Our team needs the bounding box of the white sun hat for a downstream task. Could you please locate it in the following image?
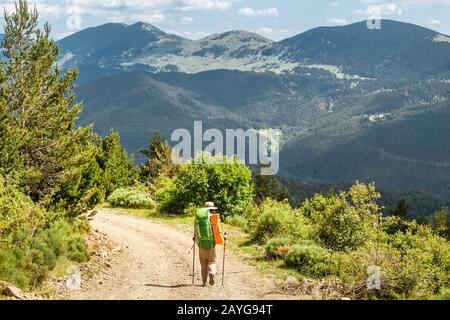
[204,202,218,210]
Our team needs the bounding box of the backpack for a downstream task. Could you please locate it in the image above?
[210,213,225,245]
[195,208,215,249]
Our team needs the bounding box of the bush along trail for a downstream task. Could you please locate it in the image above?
[1,1,449,301]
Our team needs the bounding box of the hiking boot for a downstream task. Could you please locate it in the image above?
[209,274,215,286]
[202,282,207,287]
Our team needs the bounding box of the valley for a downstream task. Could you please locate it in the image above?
[54,19,450,216]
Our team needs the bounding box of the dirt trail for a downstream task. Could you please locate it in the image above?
[70,210,297,300]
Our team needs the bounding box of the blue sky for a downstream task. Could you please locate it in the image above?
[1,0,449,41]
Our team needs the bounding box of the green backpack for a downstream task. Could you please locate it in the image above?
[195,208,215,249]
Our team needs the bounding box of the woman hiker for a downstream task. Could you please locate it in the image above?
[194,202,221,287]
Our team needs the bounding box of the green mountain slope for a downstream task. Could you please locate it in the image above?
[77,69,450,201]
[282,104,450,198]
[269,20,450,79]
[77,72,250,159]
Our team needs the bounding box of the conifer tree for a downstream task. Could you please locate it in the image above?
[140,132,176,184]
[390,199,409,220]
[0,62,24,177]
[97,129,139,196]
[253,165,292,204]
[0,1,99,215]
[431,207,450,239]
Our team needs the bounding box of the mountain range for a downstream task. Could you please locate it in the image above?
[39,20,450,215]
[57,20,450,83]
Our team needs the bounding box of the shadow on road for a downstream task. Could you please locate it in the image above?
[145,284,205,288]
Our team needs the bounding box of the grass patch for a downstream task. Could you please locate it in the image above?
[51,256,78,279]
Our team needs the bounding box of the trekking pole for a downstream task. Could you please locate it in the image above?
[192,237,196,286]
[222,232,228,286]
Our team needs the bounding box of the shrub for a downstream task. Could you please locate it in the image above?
[108,188,156,209]
[0,180,58,288]
[225,215,248,230]
[331,243,399,299]
[308,182,380,252]
[246,198,292,231]
[248,198,313,243]
[72,217,92,234]
[300,194,335,218]
[0,248,29,289]
[154,174,178,212]
[386,223,450,299]
[291,212,315,241]
[251,207,291,242]
[68,237,90,263]
[265,237,293,259]
[331,223,450,300]
[29,233,60,270]
[183,203,199,217]
[433,287,450,300]
[284,243,332,277]
[1,217,91,290]
[430,207,450,239]
[156,154,253,217]
[0,177,44,246]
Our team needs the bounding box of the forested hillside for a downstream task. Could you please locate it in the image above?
[76,69,450,212]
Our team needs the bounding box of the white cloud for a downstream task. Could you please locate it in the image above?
[427,17,441,25]
[1,0,170,24]
[66,0,172,11]
[238,7,280,18]
[168,29,211,39]
[0,0,233,25]
[256,27,290,41]
[327,18,348,25]
[363,4,404,16]
[110,12,166,24]
[356,0,450,18]
[176,0,232,11]
[1,1,64,20]
[3,0,450,41]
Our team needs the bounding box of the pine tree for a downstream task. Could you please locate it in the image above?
[431,207,450,239]
[253,165,292,205]
[387,198,411,234]
[140,132,176,184]
[97,129,139,196]
[0,106,23,178]
[0,1,99,215]
[390,199,409,220]
[0,71,24,177]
